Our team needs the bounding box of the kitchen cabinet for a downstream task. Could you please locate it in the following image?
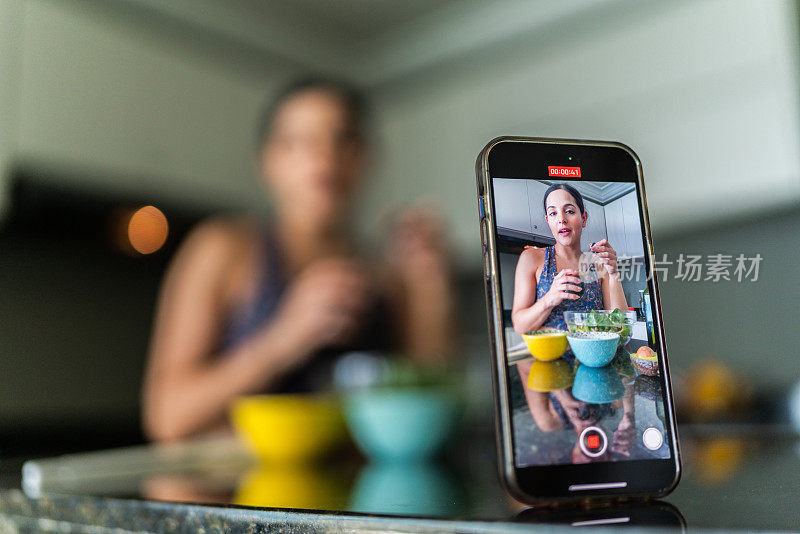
[604,197,628,259]
[525,180,550,237]
[581,199,607,251]
[492,180,637,256]
[492,179,531,234]
[621,191,645,257]
[603,192,646,258]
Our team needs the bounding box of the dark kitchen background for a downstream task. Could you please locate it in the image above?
[0,0,798,456]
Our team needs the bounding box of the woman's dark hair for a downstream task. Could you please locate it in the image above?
[542,183,586,215]
[255,76,369,150]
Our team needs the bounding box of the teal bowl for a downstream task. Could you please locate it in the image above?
[344,388,460,462]
[572,364,625,404]
[567,332,620,367]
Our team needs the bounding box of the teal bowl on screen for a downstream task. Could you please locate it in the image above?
[572,364,625,404]
[344,387,460,462]
[567,332,620,367]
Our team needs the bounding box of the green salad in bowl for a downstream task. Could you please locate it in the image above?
[563,309,633,348]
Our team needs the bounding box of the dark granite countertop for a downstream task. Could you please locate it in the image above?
[0,489,576,533]
[1,423,799,533]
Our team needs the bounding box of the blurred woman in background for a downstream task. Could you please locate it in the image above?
[142,78,454,441]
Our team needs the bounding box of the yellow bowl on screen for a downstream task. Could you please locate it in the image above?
[230,394,347,464]
[526,358,574,392]
[521,329,568,361]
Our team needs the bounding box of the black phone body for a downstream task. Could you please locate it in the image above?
[476,137,680,504]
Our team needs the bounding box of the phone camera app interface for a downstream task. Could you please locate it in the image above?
[492,177,670,468]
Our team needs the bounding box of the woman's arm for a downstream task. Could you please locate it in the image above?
[400,271,454,362]
[384,207,454,363]
[516,360,563,432]
[511,248,585,335]
[141,221,306,442]
[600,272,628,311]
[142,220,372,441]
[511,249,553,335]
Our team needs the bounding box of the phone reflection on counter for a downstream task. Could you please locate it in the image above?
[515,500,686,530]
[515,355,639,465]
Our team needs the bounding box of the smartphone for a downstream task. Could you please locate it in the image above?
[476,137,680,504]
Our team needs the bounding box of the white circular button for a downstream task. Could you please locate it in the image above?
[643,427,664,450]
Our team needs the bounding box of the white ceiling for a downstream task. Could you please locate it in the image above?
[116,0,607,86]
[254,0,456,40]
[540,180,634,205]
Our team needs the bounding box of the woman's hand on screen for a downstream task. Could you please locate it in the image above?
[543,269,582,308]
[591,239,618,276]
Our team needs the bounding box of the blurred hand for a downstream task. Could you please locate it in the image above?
[552,389,594,426]
[590,239,618,277]
[384,205,450,286]
[612,413,635,456]
[271,257,371,359]
[543,269,582,308]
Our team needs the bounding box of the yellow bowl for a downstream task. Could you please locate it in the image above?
[521,329,568,361]
[230,394,347,464]
[526,358,574,392]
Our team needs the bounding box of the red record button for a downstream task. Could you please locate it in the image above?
[579,426,608,458]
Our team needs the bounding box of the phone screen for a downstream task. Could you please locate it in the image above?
[482,141,677,491]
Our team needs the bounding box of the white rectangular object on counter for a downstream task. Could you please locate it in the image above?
[632,321,647,341]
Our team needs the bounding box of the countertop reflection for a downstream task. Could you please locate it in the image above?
[3,423,800,532]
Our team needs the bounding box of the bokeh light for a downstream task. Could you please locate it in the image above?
[127,205,168,255]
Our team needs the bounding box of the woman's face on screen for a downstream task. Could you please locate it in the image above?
[544,189,587,246]
[260,89,366,220]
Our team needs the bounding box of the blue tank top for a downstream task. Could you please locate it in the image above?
[218,230,393,393]
[535,246,604,330]
[218,230,286,351]
[535,246,608,430]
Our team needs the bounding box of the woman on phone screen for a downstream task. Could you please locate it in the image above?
[511,183,630,464]
[511,183,627,334]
